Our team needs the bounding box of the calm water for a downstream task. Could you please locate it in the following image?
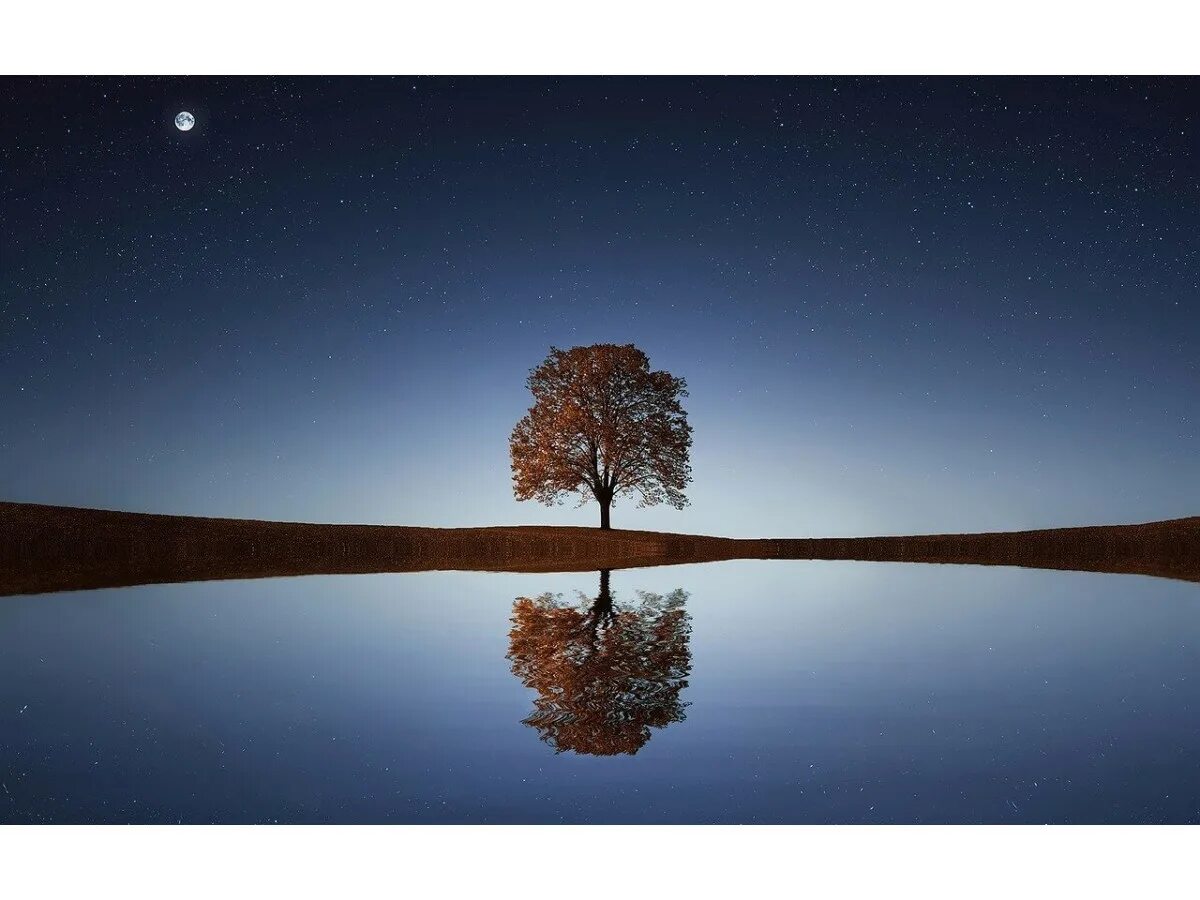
[1,561,1197,824]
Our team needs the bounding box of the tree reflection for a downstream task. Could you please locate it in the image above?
[507,570,692,756]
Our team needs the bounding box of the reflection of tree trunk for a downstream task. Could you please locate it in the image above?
[587,570,614,639]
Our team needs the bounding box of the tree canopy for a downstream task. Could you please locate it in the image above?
[509,343,693,529]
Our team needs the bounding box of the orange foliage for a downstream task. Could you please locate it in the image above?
[510,344,692,528]
[507,572,692,756]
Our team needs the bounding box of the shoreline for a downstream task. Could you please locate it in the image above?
[2,501,1198,596]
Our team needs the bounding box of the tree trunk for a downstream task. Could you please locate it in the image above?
[599,498,611,530]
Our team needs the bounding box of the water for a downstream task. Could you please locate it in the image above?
[1,561,1197,823]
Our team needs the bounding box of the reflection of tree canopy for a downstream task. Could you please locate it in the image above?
[507,571,691,756]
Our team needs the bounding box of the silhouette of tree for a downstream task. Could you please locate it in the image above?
[507,570,692,756]
[509,344,692,529]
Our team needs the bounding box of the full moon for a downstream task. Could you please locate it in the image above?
[174,111,195,131]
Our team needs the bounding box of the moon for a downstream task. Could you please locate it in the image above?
[174,111,195,132]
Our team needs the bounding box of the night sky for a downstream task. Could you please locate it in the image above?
[2,77,1197,537]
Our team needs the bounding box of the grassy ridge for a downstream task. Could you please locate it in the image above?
[2,501,1198,597]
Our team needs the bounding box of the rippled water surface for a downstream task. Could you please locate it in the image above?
[2,562,1197,823]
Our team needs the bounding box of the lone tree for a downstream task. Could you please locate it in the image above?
[509,344,693,529]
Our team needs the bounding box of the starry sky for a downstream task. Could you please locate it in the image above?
[2,77,1197,537]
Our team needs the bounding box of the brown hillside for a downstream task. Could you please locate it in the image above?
[1,501,1197,596]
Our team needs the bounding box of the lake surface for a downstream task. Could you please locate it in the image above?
[2,561,1197,824]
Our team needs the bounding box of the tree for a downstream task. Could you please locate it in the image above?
[509,343,693,529]
[507,571,692,756]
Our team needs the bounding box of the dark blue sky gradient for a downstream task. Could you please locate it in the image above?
[2,77,1197,535]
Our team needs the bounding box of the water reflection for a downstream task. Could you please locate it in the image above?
[507,570,692,756]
